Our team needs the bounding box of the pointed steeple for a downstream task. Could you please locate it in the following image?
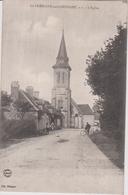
[53,30,71,71]
[57,29,68,61]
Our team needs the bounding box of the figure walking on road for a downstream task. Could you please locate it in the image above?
[85,122,91,134]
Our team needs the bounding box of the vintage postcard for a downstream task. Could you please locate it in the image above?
[0,0,127,194]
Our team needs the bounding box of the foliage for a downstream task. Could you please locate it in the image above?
[1,91,12,106]
[0,118,7,142]
[14,100,32,119]
[86,24,126,134]
[1,119,37,140]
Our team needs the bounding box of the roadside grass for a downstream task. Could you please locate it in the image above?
[89,131,124,169]
[0,119,38,149]
[0,138,24,149]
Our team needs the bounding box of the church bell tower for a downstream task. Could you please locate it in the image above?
[52,31,71,128]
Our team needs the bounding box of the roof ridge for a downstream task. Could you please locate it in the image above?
[20,90,39,111]
[78,104,88,106]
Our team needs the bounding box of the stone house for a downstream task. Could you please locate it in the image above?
[71,99,94,128]
[3,81,63,131]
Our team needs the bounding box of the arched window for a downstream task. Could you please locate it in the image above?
[57,72,60,83]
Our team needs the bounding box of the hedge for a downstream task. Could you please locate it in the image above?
[0,119,37,141]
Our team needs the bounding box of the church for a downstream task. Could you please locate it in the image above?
[52,31,94,128]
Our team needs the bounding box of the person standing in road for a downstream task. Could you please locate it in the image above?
[85,122,91,134]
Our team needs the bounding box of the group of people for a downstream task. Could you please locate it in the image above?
[46,122,91,134]
[45,121,91,132]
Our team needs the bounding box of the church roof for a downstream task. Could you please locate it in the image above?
[53,31,71,70]
[77,104,94,115]
[57,30,68,60]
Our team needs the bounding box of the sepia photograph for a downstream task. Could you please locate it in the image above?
[0,0,127,194]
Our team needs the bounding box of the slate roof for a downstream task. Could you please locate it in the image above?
[53,31,71,71]
[19,90,39,111]
[57,30,68,60]
[71,98,81,114]
[77,104,94,115]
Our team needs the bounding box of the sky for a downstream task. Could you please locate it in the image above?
[1,0,127,107]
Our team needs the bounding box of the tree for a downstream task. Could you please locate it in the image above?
[14,100,33,119]
[86,24,126,133]
[1,91,12,107]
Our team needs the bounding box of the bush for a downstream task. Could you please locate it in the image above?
[1,119,37,140]
[0,109,7,141]
[0,121,7,141]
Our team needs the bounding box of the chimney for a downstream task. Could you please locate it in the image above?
[11,81,20,102]
[33,91,39,99]
[26,86,34,97]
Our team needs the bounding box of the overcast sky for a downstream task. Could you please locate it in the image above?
[1,0,127,107]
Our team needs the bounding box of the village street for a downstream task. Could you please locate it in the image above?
[0,129,123,194]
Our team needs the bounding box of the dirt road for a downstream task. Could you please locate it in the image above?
[0,129,123,194]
